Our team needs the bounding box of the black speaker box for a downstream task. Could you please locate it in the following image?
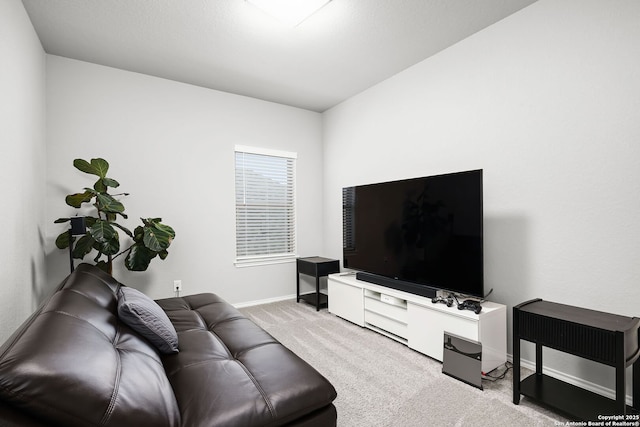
[442,332,483,390]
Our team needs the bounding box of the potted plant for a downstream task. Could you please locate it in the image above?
[54,158,175,275]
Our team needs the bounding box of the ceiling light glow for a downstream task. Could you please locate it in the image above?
[247,0,332,26]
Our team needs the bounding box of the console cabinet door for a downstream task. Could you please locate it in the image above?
[407,303,478,361]
[328,278,365,326]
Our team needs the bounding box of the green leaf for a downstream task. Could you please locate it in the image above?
[143,228,162,252]
[93,177,120,193]
[95,260,112,274]
[93,236,119,256]
[125,243,157,271]
[143,223,175,252]
[102,178,119,188]
[94,179,107,193]
[54,218,70,224]
[112,222,133,238]
[55,231,70,249]
[72,234,95,259]
[88,219,119,255]
[133,225,145,242]
[73,158,109,178]
[65,191,94,208]
[95,193,125,214]
[89,219,117,243]
[155,223,175,238]
[158,249,169,260]
[84,216,98,227]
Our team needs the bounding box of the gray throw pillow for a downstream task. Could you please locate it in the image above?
[117,286,179,354]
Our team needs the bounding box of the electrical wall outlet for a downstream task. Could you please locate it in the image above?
[173,280,182,292]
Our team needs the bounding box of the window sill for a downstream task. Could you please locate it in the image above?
[234,255,297,268]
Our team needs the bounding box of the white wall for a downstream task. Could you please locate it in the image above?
[10,0,640,400]
[46,56,325,304]
[0,0,47,341]
[323,0,640,394]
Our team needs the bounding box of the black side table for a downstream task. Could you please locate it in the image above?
[296,257,340,311]
[513,298,640,419]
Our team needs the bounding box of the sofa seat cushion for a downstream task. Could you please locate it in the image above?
[0,265,181,427]
[157,294,337,427]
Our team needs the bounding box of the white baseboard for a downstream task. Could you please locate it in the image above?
[508,354,633,406]
[233,294,296,309]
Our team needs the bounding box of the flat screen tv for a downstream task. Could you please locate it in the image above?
[342,169,483,298]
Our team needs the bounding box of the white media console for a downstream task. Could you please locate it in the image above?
[328,273,507,374]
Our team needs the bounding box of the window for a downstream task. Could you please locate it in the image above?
[234,146,296,266]
[342,186,356,252]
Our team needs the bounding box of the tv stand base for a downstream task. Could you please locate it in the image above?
[328,273,507,374]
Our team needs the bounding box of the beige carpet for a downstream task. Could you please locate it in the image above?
[239,299,568,427]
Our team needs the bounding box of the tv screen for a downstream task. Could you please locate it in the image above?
[342,169,483,298]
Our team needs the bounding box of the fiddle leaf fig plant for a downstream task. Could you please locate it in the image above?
[54,158,175,274]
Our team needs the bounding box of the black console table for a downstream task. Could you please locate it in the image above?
[513,299,640,420]
[296,257,339,311]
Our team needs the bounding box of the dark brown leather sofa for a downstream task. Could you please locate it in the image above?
[0,264,337,426]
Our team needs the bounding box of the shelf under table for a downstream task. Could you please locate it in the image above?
[299,292,328,308]
[521,373,639,421]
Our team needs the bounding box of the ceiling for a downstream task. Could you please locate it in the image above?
[22,0,537,112]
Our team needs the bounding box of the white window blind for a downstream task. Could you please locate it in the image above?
[235,146,296,266]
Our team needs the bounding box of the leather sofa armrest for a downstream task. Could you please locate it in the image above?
[0,400,49,427]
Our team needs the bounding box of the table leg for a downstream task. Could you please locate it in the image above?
[616,365,626,415]
[615,332,626,415]
[315,276,320,311]
[633,359,639,410]
[513,307,521,405]
[296,271,300,303]
[536,343,543,375]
